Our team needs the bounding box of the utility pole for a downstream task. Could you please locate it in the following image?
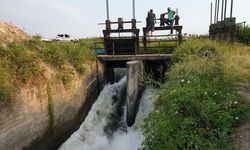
[106,0,110,20]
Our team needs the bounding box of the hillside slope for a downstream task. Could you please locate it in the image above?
[0,21,31,44]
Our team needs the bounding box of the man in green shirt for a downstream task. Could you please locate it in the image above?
[161,7,175,33]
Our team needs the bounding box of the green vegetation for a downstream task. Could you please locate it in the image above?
[0,42,42,83]
[0,67,14,102]
[0,38,96,101]
[236,24,250,44]
[139,40,177,53]
[141,39,250,150]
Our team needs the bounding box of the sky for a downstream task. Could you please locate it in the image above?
[0,0,249,38]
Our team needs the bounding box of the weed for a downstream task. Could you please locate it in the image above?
[56,70,74,89]
[141,39,249,150]
[0,38,96,101]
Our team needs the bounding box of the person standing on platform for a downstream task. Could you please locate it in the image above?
[146,9,156,36]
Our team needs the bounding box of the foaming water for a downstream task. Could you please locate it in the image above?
[59,77,157,150]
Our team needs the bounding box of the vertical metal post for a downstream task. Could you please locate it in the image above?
[230,0,233,18]
[106,0,110,20]
[217,0,220,22]
[96,59,100,94]
[210,2,213,24]
[158,41,160,54]
[135,41,137,55]
[132,0,135,19]
[243,22,246,43]
[112,42,114,55]
[214,0,217,23]
[221,0,224,21]
[224,0,227,19]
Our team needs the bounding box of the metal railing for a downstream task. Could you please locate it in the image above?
[94,34,181,55]
[235,21,249,44]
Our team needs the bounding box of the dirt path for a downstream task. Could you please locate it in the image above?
[232,82,250,150]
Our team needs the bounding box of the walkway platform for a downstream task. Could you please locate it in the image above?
[97,54,173,61]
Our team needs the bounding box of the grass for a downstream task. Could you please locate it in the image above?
[138,40,177,53]
[141,38,250,150]
[0,38,96,101]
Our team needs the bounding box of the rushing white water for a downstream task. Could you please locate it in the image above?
[59,77,157,150]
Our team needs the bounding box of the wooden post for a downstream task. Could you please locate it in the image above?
[131,19,136,29]
[105,20,111,30]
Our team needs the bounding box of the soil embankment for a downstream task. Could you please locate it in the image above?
[0,21,104,150]
[0,21,31,44]
[0,62,103,150]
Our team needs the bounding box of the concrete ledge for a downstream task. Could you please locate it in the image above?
[126,60,143,126]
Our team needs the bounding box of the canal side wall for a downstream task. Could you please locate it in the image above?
[126,60,143,126]
[0,62,104,150]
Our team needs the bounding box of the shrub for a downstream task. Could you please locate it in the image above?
[0,67,14,101]
[141,39,248,150]
[0,43,42,83]
[56,71,74,88]
[41,43,67,69]
[0,38,97,101]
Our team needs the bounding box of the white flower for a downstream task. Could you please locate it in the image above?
[187,80,190,84]
[204,92,207,95]
[235,117,239,120]
[234,101,238,104]
[181,79,185,83]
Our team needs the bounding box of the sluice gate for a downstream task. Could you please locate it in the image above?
[95,0,183,126]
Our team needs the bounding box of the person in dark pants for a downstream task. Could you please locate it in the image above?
[160,14,165,27]
[146,9,156,36]
[161,7,175,34]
